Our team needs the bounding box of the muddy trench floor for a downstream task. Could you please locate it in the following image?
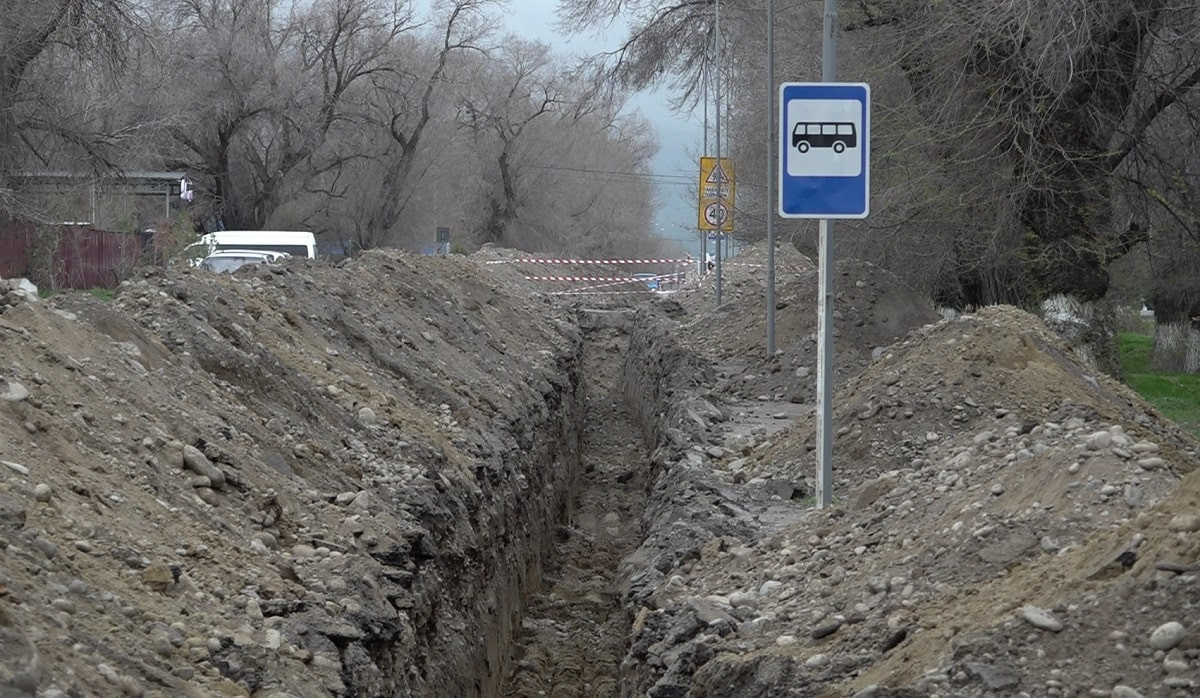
[500,329,647,698]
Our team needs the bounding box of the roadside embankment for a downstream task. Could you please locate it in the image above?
[0,250,594,696]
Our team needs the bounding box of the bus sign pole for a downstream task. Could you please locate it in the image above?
[778,0,871,510]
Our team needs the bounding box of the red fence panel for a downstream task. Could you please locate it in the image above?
[0,223,148,289]
[0,222,35,279]
[53,226,144,289]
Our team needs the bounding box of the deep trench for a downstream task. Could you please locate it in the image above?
[496,319,650,696]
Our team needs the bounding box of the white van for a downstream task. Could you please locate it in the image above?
[186,230,317,261]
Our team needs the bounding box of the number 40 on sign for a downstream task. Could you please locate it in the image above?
[698,156,735,232]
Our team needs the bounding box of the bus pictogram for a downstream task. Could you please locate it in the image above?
[791,122,857,154]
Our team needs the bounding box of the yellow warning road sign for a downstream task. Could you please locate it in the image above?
[699,157,735,231]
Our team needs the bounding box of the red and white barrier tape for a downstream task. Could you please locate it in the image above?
[525,276,666,282]
[547,290,654,296]
[487,257,795,270]
[488,258,691,265]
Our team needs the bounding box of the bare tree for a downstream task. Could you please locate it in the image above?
[350,0,496,250]
[559,0,716,112]
[156,0,413,232]
[456,39,569,247]
[685,0,1200,374]
[0,0,141,219]
[517,101,660,257]
[157,0,285,228]
[1120,69,1200,371]
[841,0,1200,374]
[2,0,665,261]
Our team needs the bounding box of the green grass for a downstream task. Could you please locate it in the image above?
[35,286,117,301]
[1119,332,1200,436]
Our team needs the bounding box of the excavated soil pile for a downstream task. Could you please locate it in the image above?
[672,244,939,403]
[0,250,587,697]
[628,276,1200,697]
[3,240,1200,698]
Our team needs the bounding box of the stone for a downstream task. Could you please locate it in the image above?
[1020,605,1063,632]
[33,537,57,559]
[768,479,800,500]
[979,531,1036,564]
[0,378,30,402]
[812,619,843,639]
[1085,431,1112,450]
[805,653,830,667]
[1168,514,1200,533]
[851,475,897,509]
[143,562,174,593]
[758,580,783,596]
[181,444,225,489]
[965,662,1021,690]
[1149,622,1186,650]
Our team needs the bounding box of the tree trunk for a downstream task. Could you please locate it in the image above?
[1152,321,1200,374]
[482,148,518,246]
[1147,284,1200,373]
[1040,294,1123,380]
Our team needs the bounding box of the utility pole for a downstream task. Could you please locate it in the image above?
[701,55,709,282]
[815,0,838,509]
[766,0,776,356]
[714,0,723,307]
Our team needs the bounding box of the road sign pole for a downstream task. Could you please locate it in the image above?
[714,0,723,308]
[816,218,834,508]
[766,0,776,356]
[816,0,837,510]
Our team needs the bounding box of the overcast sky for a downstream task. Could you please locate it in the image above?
[494,0,706,250]
[494,0,700,251]
[406,0,706,250]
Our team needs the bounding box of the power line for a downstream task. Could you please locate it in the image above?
[523,160,773,193]
[523,162,695,187]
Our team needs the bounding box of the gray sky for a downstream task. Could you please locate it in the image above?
[497,0,706,250]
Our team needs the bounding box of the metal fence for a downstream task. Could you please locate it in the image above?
[0,222,153,289]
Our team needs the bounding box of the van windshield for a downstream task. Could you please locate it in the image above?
[216,243,310,256]
[200,255,268,273]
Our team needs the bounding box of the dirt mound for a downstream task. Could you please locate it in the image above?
[4,243,1200,698]
[0,250,586,697]
[755,304,1197,485]
[659,304,1200,696]
[673,242,939,402]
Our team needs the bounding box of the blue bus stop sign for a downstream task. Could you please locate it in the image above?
[778,83,870,218]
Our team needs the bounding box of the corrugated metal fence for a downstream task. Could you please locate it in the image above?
[0,223,154,289]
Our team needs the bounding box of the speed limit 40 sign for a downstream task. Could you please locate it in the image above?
[703,201,729,228]
[698,157,734,231]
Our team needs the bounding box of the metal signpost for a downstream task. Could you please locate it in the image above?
[778,72,870,509]
[766,0,776,357]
